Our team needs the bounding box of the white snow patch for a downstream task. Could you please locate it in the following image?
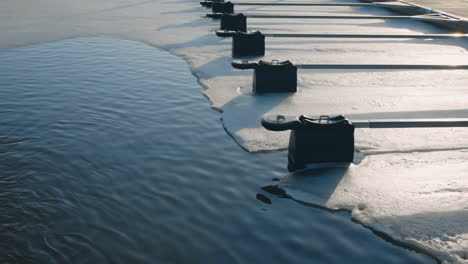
[279,151,468,263]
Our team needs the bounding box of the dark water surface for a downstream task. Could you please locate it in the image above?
[0,37,433,263]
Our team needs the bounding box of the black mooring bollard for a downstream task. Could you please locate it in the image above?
[232,31,265,57]
[254,60,297,93]
[212,2,234,14]
[232,60,297,93]
[262,114,468,171]
[220,13,247,32]
[262,115,355,171]
[200,0,224,7]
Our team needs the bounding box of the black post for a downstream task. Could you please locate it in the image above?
[220,13,247,32]
[253,61,297,93]
[232,31,265,57]
[262,114,468,171]
[200,0,224,7]
[212,2,234,14]
[288,117,354,171]
[261,115,355,171]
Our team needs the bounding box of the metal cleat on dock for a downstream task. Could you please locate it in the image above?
[262,114,468,171]
[262,115,355,171]
[211,2,234,14]
[232,59,468,93]
[219,13,246,32]
[200,0,224,8]
[232,31,265,57]
[222,30,468,57]
[233,60,297,93]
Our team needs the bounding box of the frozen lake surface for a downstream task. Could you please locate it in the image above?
[1,0,467,262]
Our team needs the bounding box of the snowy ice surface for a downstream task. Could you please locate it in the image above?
[1,0,468,263]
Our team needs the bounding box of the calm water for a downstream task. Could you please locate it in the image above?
[0,37,434,263]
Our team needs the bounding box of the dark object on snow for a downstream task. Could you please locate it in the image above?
[220,13,247,32]
[207,13,224,18]
[232,31,265,57]
[231,59,258,69]
[216,30,237,37]
[200,0,224,7]
[212,2,234,14]
[254,60,297,93]
[230,60,297,93]
[262,115,354,171]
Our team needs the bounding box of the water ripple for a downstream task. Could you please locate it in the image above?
[0,37,435,264]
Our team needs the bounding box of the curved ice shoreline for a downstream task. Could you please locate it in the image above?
[1,0,467,263]
[167,17,468,264]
